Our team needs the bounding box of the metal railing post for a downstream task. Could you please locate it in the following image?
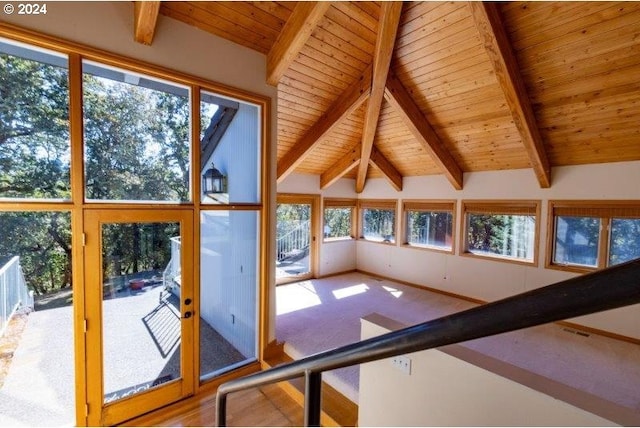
[304,370,322,427]
[216,392,227,427]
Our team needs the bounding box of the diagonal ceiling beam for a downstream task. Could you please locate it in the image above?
[277,65,372,183]
[356,1,403,193]
[369,146,403,191]
[469,1,551,188]
[385,72,464,190]
[320,143,361,190]
[134,1,161,46]
[266,2,330,86]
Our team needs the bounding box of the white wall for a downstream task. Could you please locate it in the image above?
[200,211,258,358]
[356,161,640,340]
[359,315,622,427]
[278,173,358,277]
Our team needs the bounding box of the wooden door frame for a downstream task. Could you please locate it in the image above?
[276,193,320,285]
[83,209,195,426]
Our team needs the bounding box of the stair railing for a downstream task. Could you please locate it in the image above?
[216,258,640,426]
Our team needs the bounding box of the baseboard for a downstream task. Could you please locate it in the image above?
[356,269,485,305]
[317,269,357,279]
[355,269,640,346]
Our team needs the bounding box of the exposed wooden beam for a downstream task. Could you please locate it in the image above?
[356,1,403,193]
[277,66,372,183]
[266,2,330,86]
[384,72,464,190]
[134,1,161,46]
[369,146,403,191]
[469,1,551,188]
[320,143,362,189]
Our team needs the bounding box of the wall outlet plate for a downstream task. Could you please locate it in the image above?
[391,355,411,375]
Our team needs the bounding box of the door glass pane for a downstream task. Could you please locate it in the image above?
[83,61,191,202]
[0,39,70,200]
[0,211,74,426]
[276,204,311,280]
[200,211,258,380]
[200,91,261,205]
[101,222,181,404]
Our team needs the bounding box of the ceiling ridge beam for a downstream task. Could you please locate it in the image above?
[320,143,362,189]
[356,1,404,193]
[266,2,330,86]
[384,72,464,190]
[469,1,551,188]
[134,1,161,46]
[277,65,373,183]
[369,146,403,192]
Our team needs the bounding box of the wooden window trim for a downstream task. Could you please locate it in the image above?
[546,200,640,274]
[460,200,541,266]
[0,25,272,425]
[357,199,398,245]
[323,198,357,242]
[401,199,456,254]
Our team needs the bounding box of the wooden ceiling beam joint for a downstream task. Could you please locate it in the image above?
[369,146,403,191]
[276,65,373,183]
[320,143,362,189]
[384,72,464,190]
[356,1,404,193]
[134,1,161,46]
[469,1,551,188]
[266,2,330,86]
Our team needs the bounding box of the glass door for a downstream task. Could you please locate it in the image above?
[276,194,319,284]
[84,210,194,426]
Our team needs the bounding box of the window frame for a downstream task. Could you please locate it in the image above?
[322,198,357,242]
[546,200,640,273]
[461,200,541,266]
[357,199,398,245]
[401,200,456,254]
[0,25,271,426]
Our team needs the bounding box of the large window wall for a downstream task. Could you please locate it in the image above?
[0,28,269,426]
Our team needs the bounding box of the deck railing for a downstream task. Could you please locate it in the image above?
[163,237,182,297]
[276,220,310,262]
[216,258,640,426]
[0,256,33,337]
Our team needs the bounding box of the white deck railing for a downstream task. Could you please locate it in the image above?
[276,220,310,262]
[163,237,182,297]
[0,256,33,337]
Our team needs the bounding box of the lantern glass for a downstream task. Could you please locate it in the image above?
[203,166,226,195]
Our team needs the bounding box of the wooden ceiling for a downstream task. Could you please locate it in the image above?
[137,1,640,192]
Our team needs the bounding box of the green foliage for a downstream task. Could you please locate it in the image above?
[1,51,190,296]
[609,219,640,265]
[276,203,310,237]
[324,208,351,238]
[407,211,452,248]
[467,214,534,260]
[363,208,395,242]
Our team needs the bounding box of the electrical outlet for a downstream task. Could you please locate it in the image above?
[391,355,411,375]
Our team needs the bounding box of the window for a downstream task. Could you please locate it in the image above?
[462,201,540,265]
[0,38,70,200]
[402,201,455,252]
[200,90,261,205]
[83,61,191,202]
[359,200,397,244]
[548,201,640,272]
[323,199,356,241]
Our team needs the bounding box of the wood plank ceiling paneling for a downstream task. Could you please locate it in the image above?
[156,1,640,191]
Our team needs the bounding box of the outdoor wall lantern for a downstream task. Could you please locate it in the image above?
[203,165,227,195]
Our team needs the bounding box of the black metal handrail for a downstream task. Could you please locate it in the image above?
[216,259,640,426]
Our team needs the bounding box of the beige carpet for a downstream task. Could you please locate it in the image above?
[276,271,640,412]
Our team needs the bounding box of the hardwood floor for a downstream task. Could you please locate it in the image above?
[122,383,304,427]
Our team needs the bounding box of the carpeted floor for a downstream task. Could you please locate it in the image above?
[276,271,640,411]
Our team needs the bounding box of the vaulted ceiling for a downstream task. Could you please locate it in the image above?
[135,1,640,192]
